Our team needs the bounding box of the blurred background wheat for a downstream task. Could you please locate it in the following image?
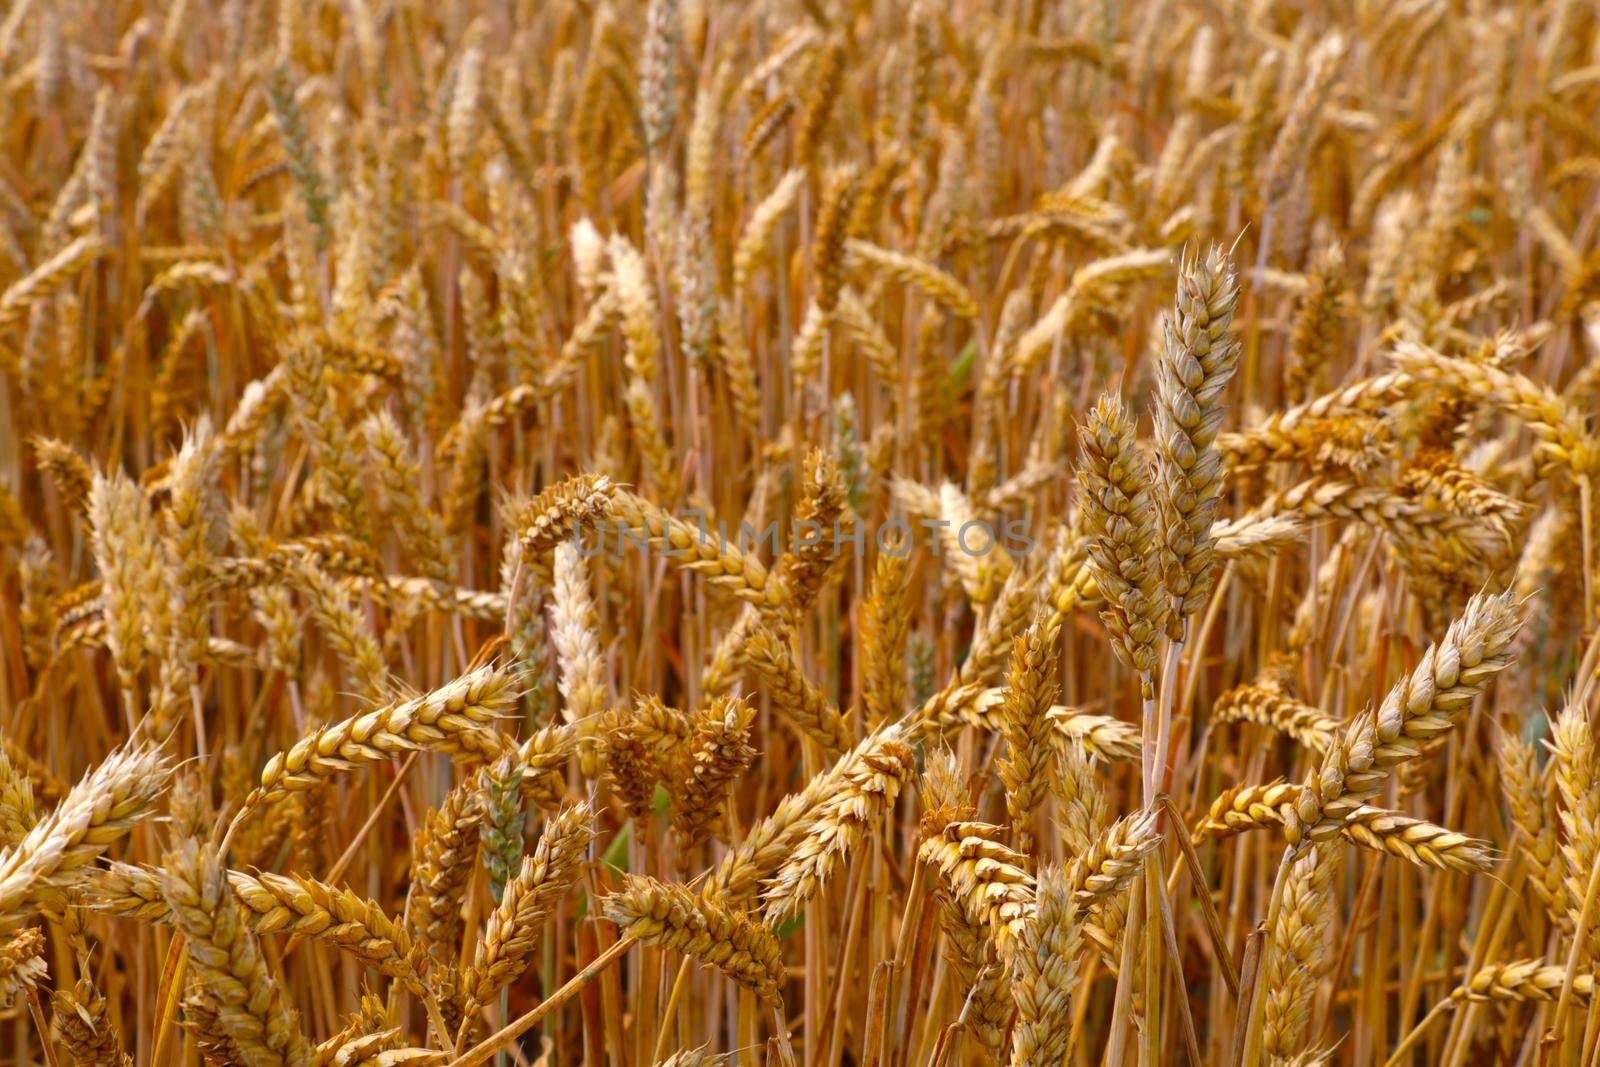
[0,0,1598,1064]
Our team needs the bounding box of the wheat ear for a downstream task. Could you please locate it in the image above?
[1552,703,1600,946]
[518,473,616,557]
[762,728,914,920]
[1449,960,1595,1004]
[1079,392,1166,698]
[604,876,787,1007]
[774,449,848,615]
[160,838,314,1067]
[667,697,757,851]
[919,820,1035,955]
[0,926,44,1008]
[0,743,168,926]
[1284,591,1521,846]
[1212,684,1341,752]
[227,870,429,993]
[463,803,594,1011]
[1390,341,1599,480]
[87,470,170,712]
[1497,731,1565,913]
[1261,844,1335,1058]
[741,628,850,756]
[1152,245,1241,634]
[549,542,607,773]
[605,490,788,611]
[245,666,518,811]
[860,548,910,724]
[0,747,37,850]
[706,725,910,904]
[734,169,804,291]
[32,436,92,514]
[844,239,978,320]
[1007,863,1084,1066]
[997,611,1064,849]
[52,974,133,1065]
[1192,781,1492,873]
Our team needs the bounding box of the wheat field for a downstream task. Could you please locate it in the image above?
[0,0,1597,1064]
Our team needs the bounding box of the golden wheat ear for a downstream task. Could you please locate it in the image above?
[1007,864,1084,1067]
[656,1045,723,1067]
[996,610,1063,852]
[1151,245,1241,636]
[1285,591,1523,847]
[665,696,757,852]
[1450,960,1595,1006]
[51,973,132,1066]
[159,838,314,1066]
[1261,843,1336,1059]
[741,627,849,756]
[0,743,169,927]
[1078,391,1166,699]
[243,667,519,813]
[1497,729,1565,914]
[604,875,787,1007]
